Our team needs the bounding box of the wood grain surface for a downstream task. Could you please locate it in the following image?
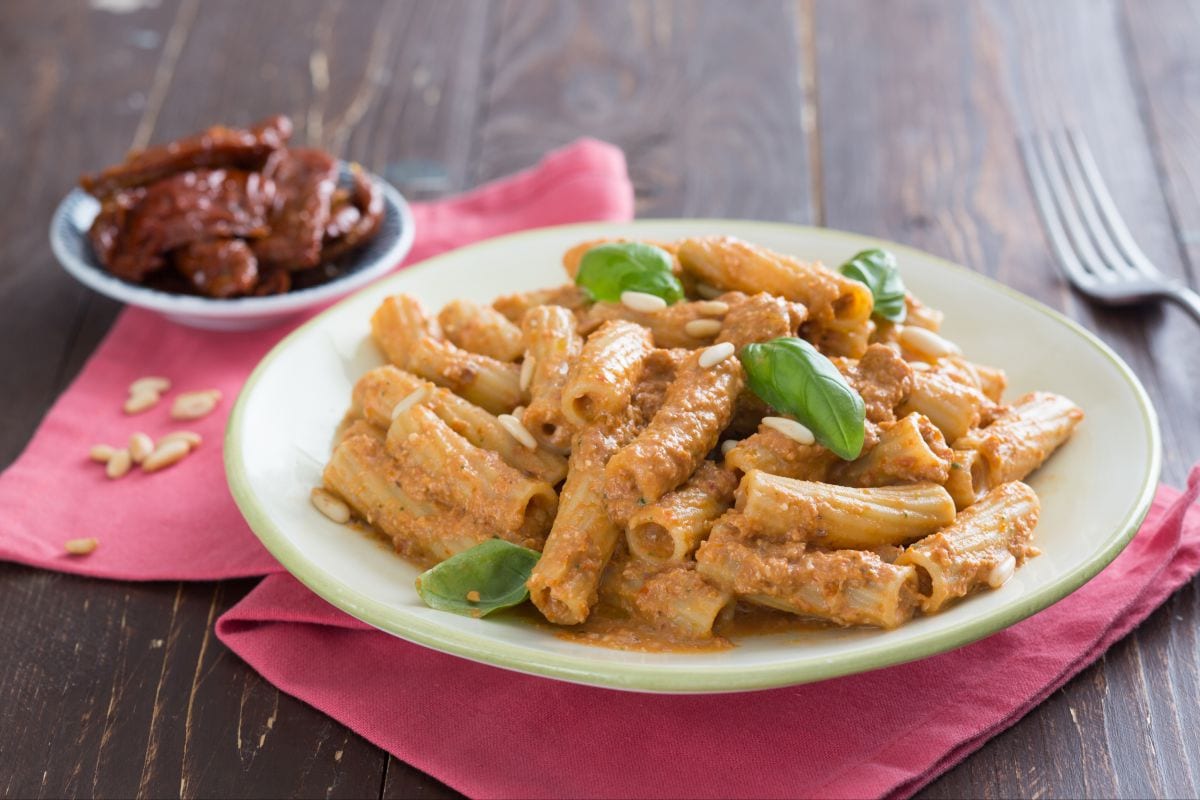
[0,1,1197,798]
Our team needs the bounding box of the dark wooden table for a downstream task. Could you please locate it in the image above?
[3,1,1199,797]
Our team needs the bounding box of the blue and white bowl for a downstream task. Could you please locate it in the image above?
[50,163,415,330]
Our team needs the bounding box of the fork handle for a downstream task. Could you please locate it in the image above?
[1168,287,1200,325]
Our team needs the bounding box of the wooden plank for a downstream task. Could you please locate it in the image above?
[810,1,1198,797]
[0,1,494,798]
[470,0,814,222]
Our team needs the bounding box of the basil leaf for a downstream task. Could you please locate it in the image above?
[574,242,684,304]
[839,248,907,322]
[739,337,866,460]
[415,539,540,618]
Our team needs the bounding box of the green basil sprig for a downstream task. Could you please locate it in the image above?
[574,242,684,305]
[839,248,907,322]
[415,539,540,618]
[739,337,866,460]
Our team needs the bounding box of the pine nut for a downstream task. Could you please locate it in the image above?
[620,290,668,312]
[720,439,739,456]
[159,431,202,450]
[391,386,428,419]
[512,405,526,421]
[105,449,132,479]
[694,282,723,300]
[762,416,816,445]
[170,389,221,421]
[684,318,722,339]
[693,300,730,316]
[129,376,171,395]
[142,439,191,472]
[89,444,117,463]
[519,353,536,392]
[124,390,160,414]
[64,537,99,556]
[986,552,1017,588]
[898,325,961,360]
[129,432,155,463]
[698,342,736,368]
[311,488,351,524]
[498,413,537,449]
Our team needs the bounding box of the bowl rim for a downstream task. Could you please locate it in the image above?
[225,218,1162,693]
[49,165,415,319]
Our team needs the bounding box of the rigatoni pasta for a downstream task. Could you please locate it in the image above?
[318,233,1083,651]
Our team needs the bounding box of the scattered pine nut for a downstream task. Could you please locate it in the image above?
[620,290,668,312]
[89,444,117,463]
[170,389,221,421]
[987,552,1017,588]
[698,342,735,368]
[684,318,722,339]
[391,386,428,420]
[311,488,351,524]
[762,416,816,445]
[129,376,171,395]
[105,449,132,479]
[128,432,155,463]
[159,430,202,450]
[898,325,961,360]
[497,413,537,449]
[64,537,99,556]
[142,439,191,472]
[720,439,739,456]
[124,390,160,415]
[519,354,536,392]
[693,300,730,316]
[694,282,723,300]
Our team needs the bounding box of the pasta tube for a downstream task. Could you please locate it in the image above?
[723,426,839,482]
[560,319,653,427]
[627,461,738,562]
[323,435,492,564]
[953,391,1084,487]
[696,513,920,628]
[386,403,556,548]
[437,299,524,362]
[604,347,744,524]
[897,370,992,442]
[833,413,952,487]
[521,305,583,451]
[370,292,523,415]
[492,284,588,322]
[898,481,1041,612]
[370,293,441,364]
[528,416,636,624]
[675,236,871,335]
[943,449,987,510]
[351,365,567,484]
[736,470,956,548]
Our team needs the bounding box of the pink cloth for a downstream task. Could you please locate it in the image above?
[0,138,633,580]
[218,469,1200,800]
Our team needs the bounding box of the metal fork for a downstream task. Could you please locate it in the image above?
[1019,129,1200,323]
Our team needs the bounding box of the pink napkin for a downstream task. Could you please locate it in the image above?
[0,138,633,580]
[217,469,1200,800]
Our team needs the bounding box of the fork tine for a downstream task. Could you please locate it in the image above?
[1065,129,1162,278]
[1034,133,1118,283]
[1019,135,1099,289]
[1050,130,1141,281]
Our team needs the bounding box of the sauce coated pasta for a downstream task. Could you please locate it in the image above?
[319,235,1083,651]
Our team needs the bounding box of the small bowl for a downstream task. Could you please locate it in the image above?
[49,163,415,330]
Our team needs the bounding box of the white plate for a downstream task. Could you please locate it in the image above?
[226,220,1160,693]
